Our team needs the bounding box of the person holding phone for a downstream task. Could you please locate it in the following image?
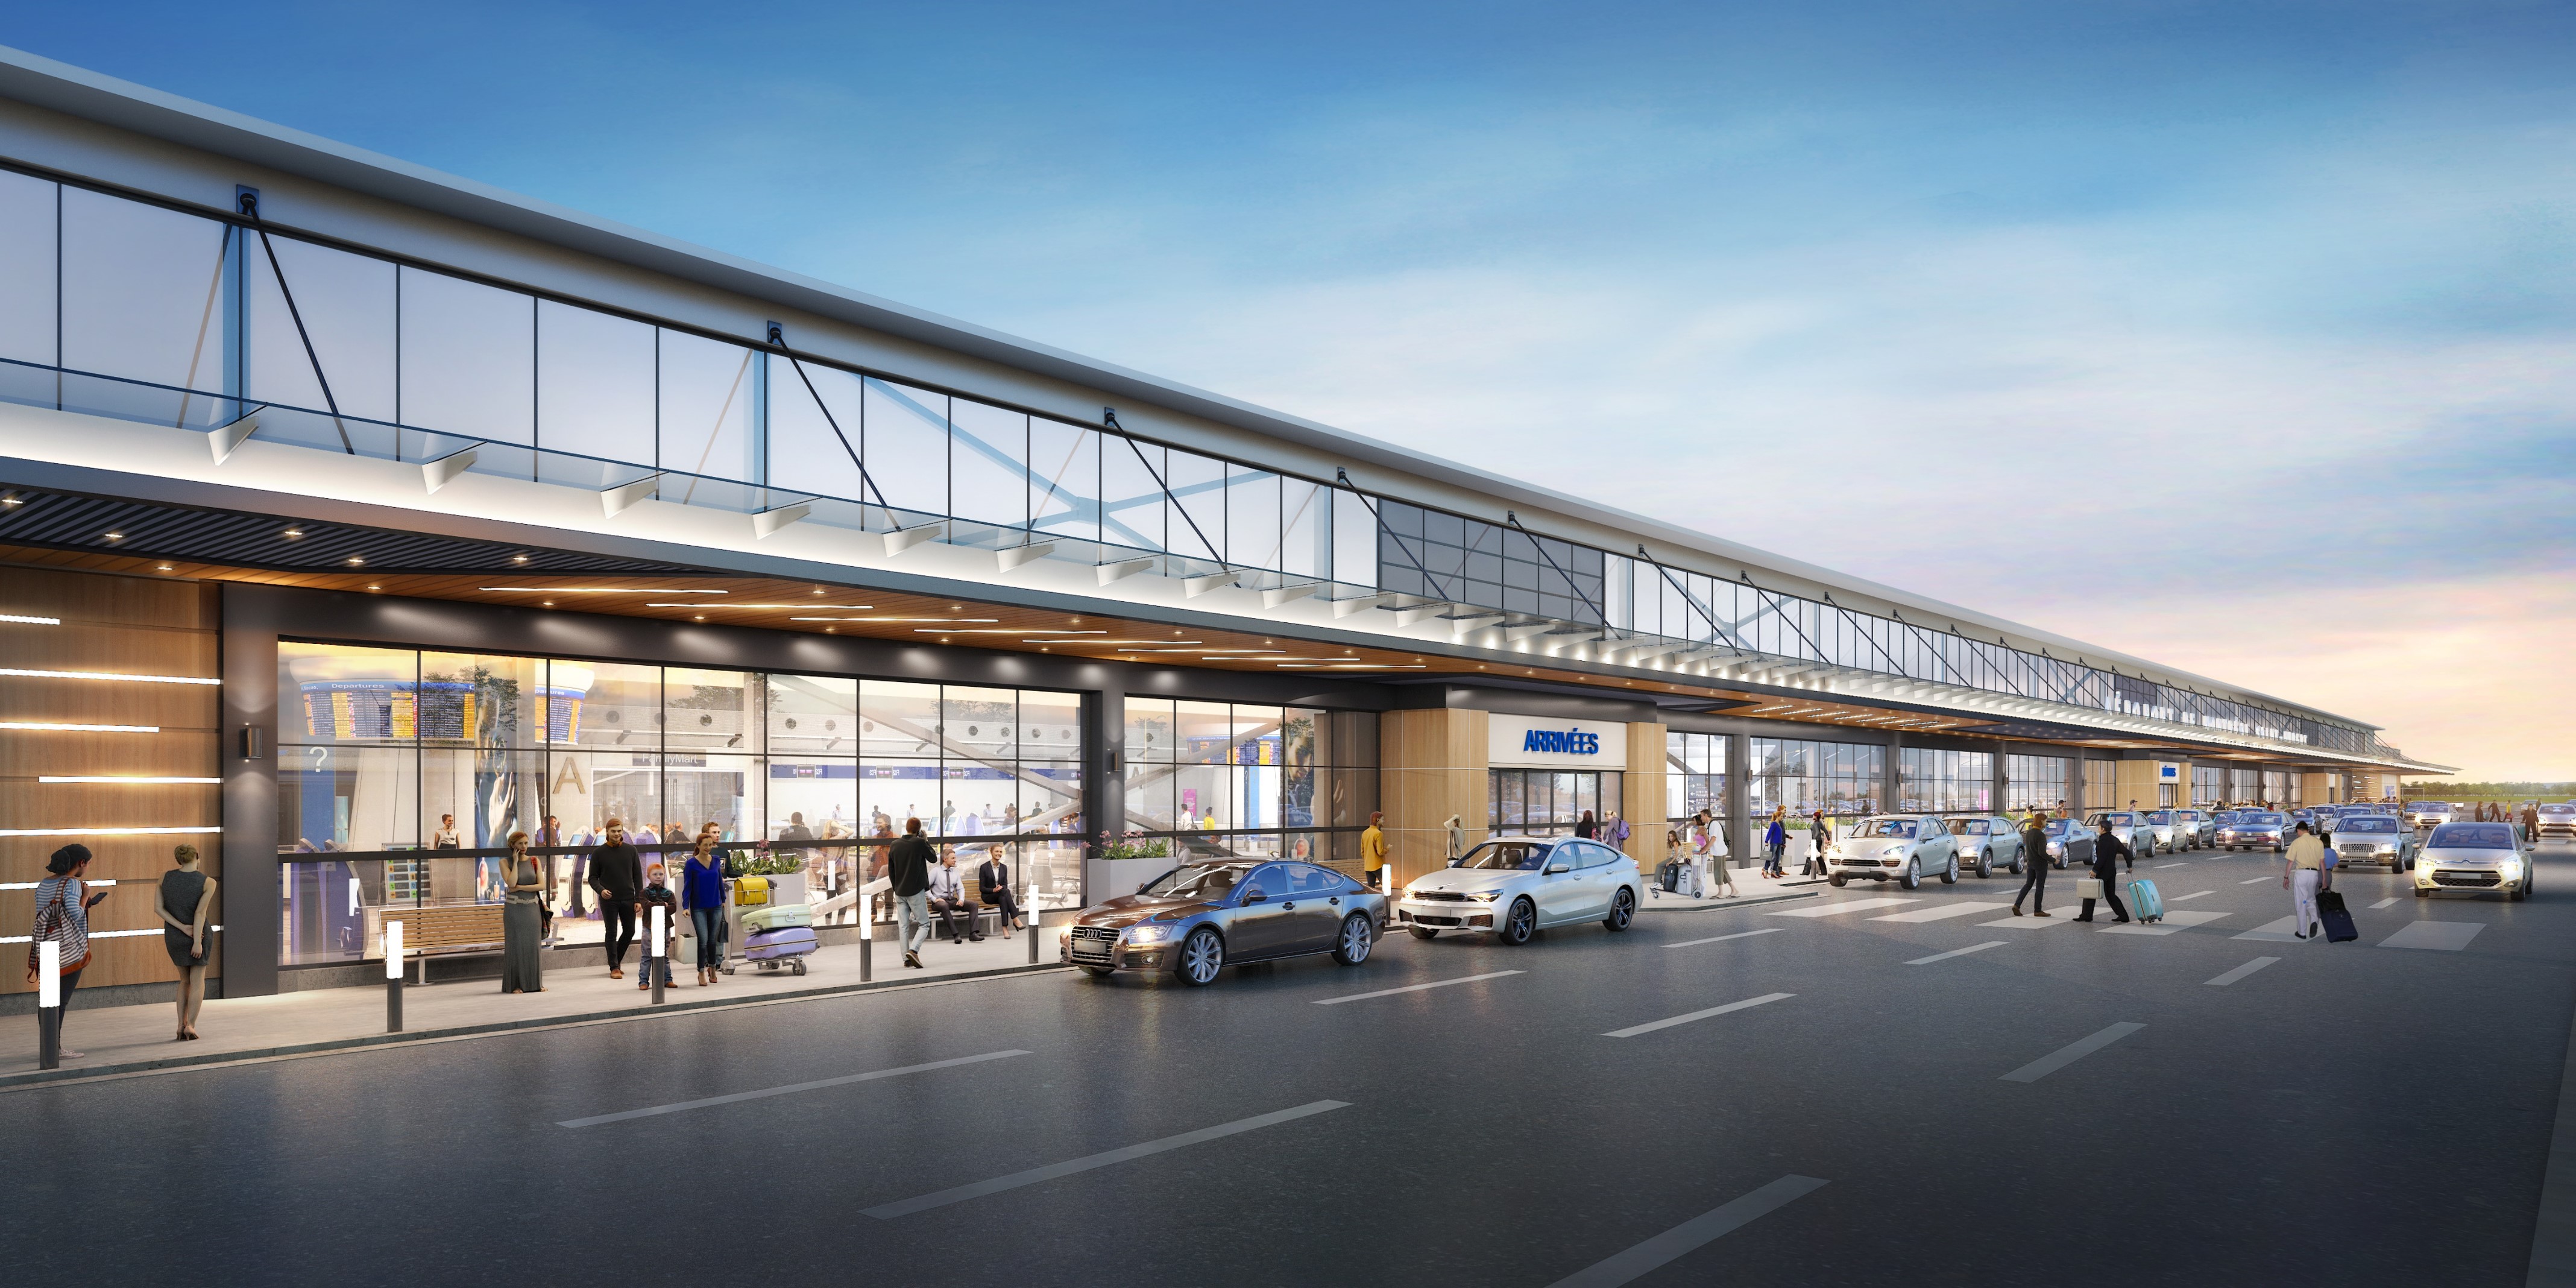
[25,844,107,1059]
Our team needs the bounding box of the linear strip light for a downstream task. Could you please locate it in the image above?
[928,629,1105,636]
[0,826,223,837]
[0,879,123,890]
[648,603,875,610]
[1273,663,1432,670]
[0,721,160,733]
[39,776,221,784]
[2,926,218,944]
[0,668,219,686]
[793,617,1000,623]
[1024,638,1199,645]
[0,613,61,625]
[477,587,730,594]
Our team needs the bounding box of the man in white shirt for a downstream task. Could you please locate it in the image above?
[926,848,983,943]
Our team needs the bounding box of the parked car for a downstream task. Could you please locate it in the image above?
[1065,859,1385,985]
[1940,815,2026,877]
[2039,818,2096,870]
[1395,837,1641,945]
[1828,815,1960,888]
[2537,803,2576,841]
[2406,801,2457,829]
[2086,810,2159,857]
[2416,822,2533,900]
[2217,811,2291,852]
[2141,809,2194,853]
[2332,813,2417,873]
[2173,809,2217,847]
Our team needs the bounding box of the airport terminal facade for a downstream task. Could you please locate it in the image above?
[0,51,2450,1005]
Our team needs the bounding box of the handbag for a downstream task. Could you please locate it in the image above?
[24,880,90,978]
[2076,877,2104,899]
[734,876,770,907]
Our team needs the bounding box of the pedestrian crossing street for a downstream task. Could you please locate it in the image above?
[1755,882,2495,952]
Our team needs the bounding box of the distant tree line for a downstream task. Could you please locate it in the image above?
[2404,782,2575,798]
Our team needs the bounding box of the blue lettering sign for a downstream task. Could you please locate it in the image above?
[1521,727,1599,756]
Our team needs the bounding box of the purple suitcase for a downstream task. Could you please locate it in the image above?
[742,926,817,960]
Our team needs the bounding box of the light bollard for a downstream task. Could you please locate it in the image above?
[858,894,872,982]
[384,921,405,1033]
[1026,883,1039,965]
[650,906,667,1005]
[36,939,60,1070]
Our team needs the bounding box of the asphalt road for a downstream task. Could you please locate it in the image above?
[9,842,2574,1287]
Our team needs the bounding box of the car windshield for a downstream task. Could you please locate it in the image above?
[2544,806,2576,816]
[1458,841,1554,871]
[2146,811,2174,824]
[2245,813,2284,826]
[1856,818,1920,839]
[2430,824,2516,850]
[1139,864,1252,900]
[2340,817,2398,833]
[1945,818,1991,835]
[2045,819,2076,835]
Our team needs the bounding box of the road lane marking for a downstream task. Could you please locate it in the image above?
[1769,897,1917,918]
[863,1100,1350,1218]
[1546,1175,1830,1288]
[1665,928,1784,949]
[1315,970,1522,1004]
[1906,941,2006,965]
[559,1049,1030,1128]
[2000,1023,2145,1082]
[1870,901,2011,923]
[1605,993,1795,1038]
[2174,890,2213,901]
[1979,914,2070,928]
[2239,876,2274,885]
[2157,862,2187,869]
[2233,915,2302,942]
[2206,957,2279,986]
[2369,897,2399,909]
[2380,921,2483,952]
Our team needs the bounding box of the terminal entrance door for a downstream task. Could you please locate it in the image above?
[1490,769,1623,838]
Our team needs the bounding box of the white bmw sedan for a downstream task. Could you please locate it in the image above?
[1828,815,1960,889]
[1395,837,1642,945]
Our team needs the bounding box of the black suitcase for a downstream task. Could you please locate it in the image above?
[2316,889,2358,942]
[1656,860,1680,893]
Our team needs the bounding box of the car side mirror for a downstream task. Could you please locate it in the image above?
[1447,858,1463,867]
[1547,863,1570,875]
[1242,891,1266,903]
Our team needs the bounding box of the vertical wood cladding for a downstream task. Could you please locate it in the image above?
[1,567,219,996]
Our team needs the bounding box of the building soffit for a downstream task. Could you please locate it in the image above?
[0,43,2377,736]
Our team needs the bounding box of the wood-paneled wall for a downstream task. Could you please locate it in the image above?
[1,566,220,996]
[1623,721,1667,863]
[1379,707,1489,894]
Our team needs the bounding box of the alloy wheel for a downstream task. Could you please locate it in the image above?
[1498,897,1536,945]
[1179,927,1225,985]
[1335,914,1374,964]
[1603,886,1635,931]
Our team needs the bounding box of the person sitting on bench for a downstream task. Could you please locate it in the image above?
[977,849,1025,938]
[927,847,983,943]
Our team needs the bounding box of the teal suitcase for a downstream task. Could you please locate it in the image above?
[2125,879,2164,923]
[742,903,813,935]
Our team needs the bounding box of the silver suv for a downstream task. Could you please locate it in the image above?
[1828,815,1961,889]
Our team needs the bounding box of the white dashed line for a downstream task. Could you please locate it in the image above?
[2206,957,2279,987]
[1906,941,2007,965]
[1605,993,1795,1038]
[1664,928,1784,950]
[2174,891,2213,901]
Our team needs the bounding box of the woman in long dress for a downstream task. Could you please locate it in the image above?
[499,830,545,993]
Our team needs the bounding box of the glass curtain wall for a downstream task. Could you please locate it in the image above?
[276,641,1087,967]
[1664,731,1729,827]
[0,165,2392,762]
[2193,766,2224,807]
[2082,760,2117,810]
[2004,754,2071,813]
[1120,699,1378,872]
[1900,748,1993,813]
[1488,770,1622,838]
[1748,737,1883,822]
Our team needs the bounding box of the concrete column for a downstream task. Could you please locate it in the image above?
[1724,731,1751,868]
[219,584,282,997]
[1080,682,1123,907]
[1991,740,2010,812]
[1884,731,1903,815]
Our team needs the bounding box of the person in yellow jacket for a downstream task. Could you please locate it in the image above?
[1362,811,1388,891]
[2283,821,2328,940]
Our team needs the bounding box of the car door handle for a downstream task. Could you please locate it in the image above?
[1329,897,1340,905]
[1280,901,1296,910]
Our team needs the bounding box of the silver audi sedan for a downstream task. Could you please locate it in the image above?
[1828,815,1961,888]
[2416,822,2533,900]
[1064,859,1387,985]
[2332,813,2417,873]
[2217,811,2290,852]
[1939,815,2026,877]
[2087,810,2159,857]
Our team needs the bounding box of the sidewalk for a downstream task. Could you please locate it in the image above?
[1640,866,1830,911]
[2,929,1059,1090]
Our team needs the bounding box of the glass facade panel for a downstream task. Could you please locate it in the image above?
[536,299,655,464]
[59,187,230,399]
[248,235,397,423]
[1664,731,1729,823]
[658,330,760,485]
[949,399,1028,532]
[1900,748,1993,813]
[2004,754,2070,813]
[1167,449,1226,561]
[1027,418,1100,544]
[0,171,55,368]
[2083,760,2117,810]
[864,377,949,521]
[1749,737,1883,819]
[766,358,870,504]
[397,267,534,445]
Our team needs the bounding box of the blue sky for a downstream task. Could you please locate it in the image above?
[10,3,2574,775]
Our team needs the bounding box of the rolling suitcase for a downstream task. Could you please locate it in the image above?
[2316,889,2358,942]
[742,902,813,935]
[2125,879,2164,923]
[742,925,816,959]
[1656,860,1681,893]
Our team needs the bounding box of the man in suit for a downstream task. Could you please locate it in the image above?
[2076,818,2133,923]
[2009,813,2053,917]
[976,848,1026,939]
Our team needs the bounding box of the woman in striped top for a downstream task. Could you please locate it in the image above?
[25,844,107,1060]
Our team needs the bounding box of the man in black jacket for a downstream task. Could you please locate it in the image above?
[586,818,644,979]
[878,817,936,969]
[2009,812,2052,917]
[2075,818,2132,923]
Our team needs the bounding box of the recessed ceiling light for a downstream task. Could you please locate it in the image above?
[542,601,555,607]
[156,564,173,573]
[282,529,303,538]
[511,554,529,564]
[345,557,365,566]
[102,532,123,542]
[367,584,381,591]
[694,614,707,621]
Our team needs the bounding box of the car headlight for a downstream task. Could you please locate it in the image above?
[1467,890,1502,902]
[1125,924,1171,944]
[2502,860,2524,880]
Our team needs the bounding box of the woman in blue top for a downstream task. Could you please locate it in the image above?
[1763,812,1789,879]
[682,834,728,987]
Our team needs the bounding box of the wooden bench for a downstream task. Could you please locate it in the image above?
[365,903,505,979]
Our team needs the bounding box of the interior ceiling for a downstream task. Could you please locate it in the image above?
[0,535,2338,765]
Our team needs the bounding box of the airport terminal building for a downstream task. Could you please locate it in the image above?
[0,49,2451,1006]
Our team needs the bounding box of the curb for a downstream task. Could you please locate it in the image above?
[1,959,1069,1092]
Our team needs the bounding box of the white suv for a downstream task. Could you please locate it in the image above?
[1828,815,1960,889]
